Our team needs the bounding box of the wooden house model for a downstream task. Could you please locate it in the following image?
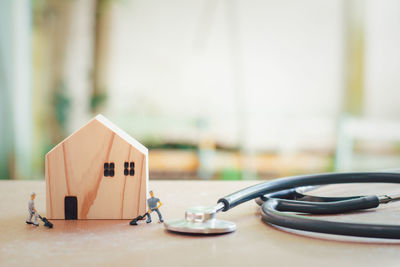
[45,114,148,219]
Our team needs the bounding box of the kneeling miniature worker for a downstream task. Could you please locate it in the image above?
[146,190,164,223]
[26,192,39,226]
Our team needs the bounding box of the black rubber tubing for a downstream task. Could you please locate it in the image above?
[259,188,363,202]
[261,199,400,239]
[274,195,379,214]
[254,190,363,206]
[217,171,400,211]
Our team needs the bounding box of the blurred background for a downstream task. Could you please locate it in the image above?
[1,0,400,181]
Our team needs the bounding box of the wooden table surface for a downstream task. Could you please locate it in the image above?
[1,180,400,266]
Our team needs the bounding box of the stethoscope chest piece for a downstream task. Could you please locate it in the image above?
[164,206,236,234]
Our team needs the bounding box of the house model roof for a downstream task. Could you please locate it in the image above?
[95,114,148,155]
[47,114,148,155]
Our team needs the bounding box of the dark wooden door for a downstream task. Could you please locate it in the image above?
[64,196,78,220]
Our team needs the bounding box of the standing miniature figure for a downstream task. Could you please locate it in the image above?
[26,192,39,226]
[129,190,164,225]
[146,190,164,223]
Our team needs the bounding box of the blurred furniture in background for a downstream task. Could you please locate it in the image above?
[335,116,400,171]
[150,149,331,180]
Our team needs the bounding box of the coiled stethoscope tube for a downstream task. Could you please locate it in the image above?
[165,171,400,238]
[258,189,379,214]
[217,172,400,210]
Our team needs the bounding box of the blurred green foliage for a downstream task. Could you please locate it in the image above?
[90,92,107,112]
[220,168,242,180]
[53,82,70,132]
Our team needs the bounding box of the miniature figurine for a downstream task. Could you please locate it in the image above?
[146,190,164,223]
[26,192,39,226]
[25,192,54,228]
[129,190,163,225]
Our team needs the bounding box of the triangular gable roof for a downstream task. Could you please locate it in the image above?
[95,114,148,155]
[46,114,148,156]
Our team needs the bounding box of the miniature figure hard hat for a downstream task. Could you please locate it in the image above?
[31,192,36,196]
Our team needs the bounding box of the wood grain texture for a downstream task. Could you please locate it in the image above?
[45,118,147,219]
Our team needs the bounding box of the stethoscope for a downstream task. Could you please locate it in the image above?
[164,171,400,239]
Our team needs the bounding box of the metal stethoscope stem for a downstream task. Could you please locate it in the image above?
[214,202,225,213]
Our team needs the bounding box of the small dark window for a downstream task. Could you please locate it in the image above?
[104,162,115,177]
[109,162,115,177]
[130,161,135,176]
[124,161,135,176]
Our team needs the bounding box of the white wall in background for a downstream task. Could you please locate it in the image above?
[64,0,96,132]
[105,0,345,151]
[364,0,400,119]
